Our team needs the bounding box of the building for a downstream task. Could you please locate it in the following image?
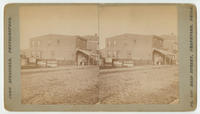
[81,34,99,65]
[160,34,178,52]
[82,33,99,52]
[160,34,178,64]
[28,34,97,66]
[102,33,176,66]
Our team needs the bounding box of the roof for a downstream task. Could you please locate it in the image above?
[76,48,97,56]
[81,35,99,41]
[76,48,92,56]
[153,48,175,56]
[106,33,162,40]
[160,34,177,40]
[30,34,86,41]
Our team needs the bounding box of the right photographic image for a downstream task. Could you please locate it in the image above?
[98,5,179,104]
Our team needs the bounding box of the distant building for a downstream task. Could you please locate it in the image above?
[28,34,98,66]
[160,34,178,64]
[82,33,99,52]
[81,34,99,65]
[102,33,176,65]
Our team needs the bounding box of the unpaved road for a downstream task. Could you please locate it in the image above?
[21,65,178,104]
[98,65,179,104]
[21,67,99,104]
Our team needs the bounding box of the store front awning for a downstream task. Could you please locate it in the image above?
[76,48,92,56]
[153,48,175,56]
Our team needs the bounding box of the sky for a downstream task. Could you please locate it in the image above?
[20,5,177,49]
[99,5,177,48]
[19,5,98,49]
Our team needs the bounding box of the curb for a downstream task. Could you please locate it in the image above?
[21,65,177,74]
[21,66,98,73]
[99,65,175,74]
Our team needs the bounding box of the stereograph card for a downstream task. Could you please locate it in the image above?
[4,3,197,111]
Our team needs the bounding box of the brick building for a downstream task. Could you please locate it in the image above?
[101,33,176,66]
[28,34,97,66]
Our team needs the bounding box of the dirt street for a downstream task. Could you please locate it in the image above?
[21,65,178,104]
[21,67,99,104]
[98,65,179,104]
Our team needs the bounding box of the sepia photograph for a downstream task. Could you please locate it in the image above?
[20,4,179,105]
[98,5,179,104]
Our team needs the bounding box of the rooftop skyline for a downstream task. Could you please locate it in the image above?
[20,5,177,49]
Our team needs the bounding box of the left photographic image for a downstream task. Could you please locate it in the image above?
[20,5,100,104]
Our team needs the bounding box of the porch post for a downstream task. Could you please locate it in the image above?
[152,51,155,65]
[88,56,90,65]
[75,51,78,66]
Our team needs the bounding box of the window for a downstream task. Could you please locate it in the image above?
[31,51,35,57]
[36,51,41,58]
[113,51,117,57]
[31,41,34,47]
[47,41,51,46]
[51,51,55,57]
[114,40,116,47]
[57,40,60,45]
[37,41,40,47]
[127,51,132,59]
[108,41,111,47]
[124,42,128,47]
[107,51,111,57]
[116,50,120,58]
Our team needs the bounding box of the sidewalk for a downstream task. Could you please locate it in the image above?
[99,65,176,74]
[21,65,98,73]
[21,64,177,74]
